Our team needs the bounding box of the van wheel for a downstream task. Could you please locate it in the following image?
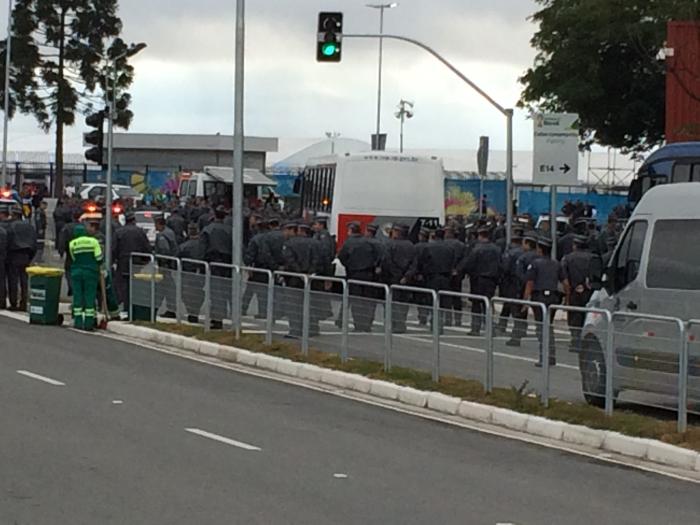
[579,338,611,408]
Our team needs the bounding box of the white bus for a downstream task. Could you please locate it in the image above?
[299,153,446,246]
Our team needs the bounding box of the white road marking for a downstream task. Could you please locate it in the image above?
[333,473,348,479]
[112,400,124,405]
[16,370,66,386]
[185,428,261,451]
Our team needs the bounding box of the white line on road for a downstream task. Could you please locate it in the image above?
[16,370,66,386]
[185,428,261,451]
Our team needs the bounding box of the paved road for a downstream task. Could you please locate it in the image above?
[1,315,699,524]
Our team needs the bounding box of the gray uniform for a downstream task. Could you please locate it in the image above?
[338,235,382,332]
[460,240,502,334]
[200,220,233,323]
[497,243,524,332]
[383,238,417,332]
[179,238,206,320]
[561,249,599,346]
[419,240,455,330]
[113,223,152,309]
[155,226,179,315]
[525,256,563,362]
[0,224,7,308]
[7,219,37,310]
[282,236,318,337]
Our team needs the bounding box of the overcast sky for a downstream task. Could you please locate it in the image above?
[3,0,543,156]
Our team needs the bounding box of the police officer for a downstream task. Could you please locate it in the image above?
[557,218,588,260]
[154,215,179,318]
[561,235,601,351]
[7,205,37,311]
[179,223,206,324]
[382,224,417,333]
[310,218,335,323]
[338,222,382,332]
[443,227,467,326]
[506,233,538,346]
[166,207,187,245]
[259,218,285,273]
[458,225,501,336]
[199,206,232,329]
[496,230,524,335]
[242,218,269,318]
[419,228,455,332]
[523,237,563,367]
[0,204,9,309]
[281,222,315,337]
[414,228,431,326]
[113,211,152,317]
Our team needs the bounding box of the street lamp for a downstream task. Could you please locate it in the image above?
[366,2,397,151]
[394,99,413,153]
[1,0,13,189]
[103,42,147,272]
[325,131,341,154]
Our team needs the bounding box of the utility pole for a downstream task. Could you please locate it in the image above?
[1,0,13,188]
[232,0,245,335]
[394,99,413,153]
[366,3,397,150]
[344,33,516,245]
[325,131,340,154]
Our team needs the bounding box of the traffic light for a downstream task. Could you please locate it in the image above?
[317,12,343,62]
[84,109,106,165]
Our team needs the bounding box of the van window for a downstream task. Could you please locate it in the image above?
[693,164,700,182]
[187,180,196,197]
[647,220,700,290]
[672,163,691,183]
[180,180,189,197]
[612,220,647,292]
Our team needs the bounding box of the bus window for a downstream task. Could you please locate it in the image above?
[672,163,691,183]
[204,181,217,198]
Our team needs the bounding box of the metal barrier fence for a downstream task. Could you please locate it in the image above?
[128,263,698,428]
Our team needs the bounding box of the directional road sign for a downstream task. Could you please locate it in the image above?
[532,113,580,185]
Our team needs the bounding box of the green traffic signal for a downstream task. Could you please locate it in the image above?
[322,42,338,56]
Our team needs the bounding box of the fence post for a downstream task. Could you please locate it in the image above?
[341,281,349,363]
[128,256,133,321]
[302,277,310,356]
[175,258,183,325]
[678,323,689,434]
[385,286,392,372]
[542,304,551,408]
[432,290,440,382]
[604,311,614,417]
[265,271,274,346]
[150,258,156,324]
[203,263,211,333]
[485,297,494,393]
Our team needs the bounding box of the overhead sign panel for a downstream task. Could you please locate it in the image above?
[533,113,580,185]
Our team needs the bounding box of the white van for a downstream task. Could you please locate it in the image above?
[578,183,700,407]
[178,166,278,204]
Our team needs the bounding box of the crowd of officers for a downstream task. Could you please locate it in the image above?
[0,202,40,312]
[53,194,616,368]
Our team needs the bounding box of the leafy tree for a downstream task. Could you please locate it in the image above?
[519,0,699,153]
[0,0,144,195]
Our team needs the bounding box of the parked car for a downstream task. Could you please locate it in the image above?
[78,183,143,204]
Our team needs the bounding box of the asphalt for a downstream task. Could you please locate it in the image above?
[2,315,700,524]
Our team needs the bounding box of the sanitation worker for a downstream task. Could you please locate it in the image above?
[69,224,103,331]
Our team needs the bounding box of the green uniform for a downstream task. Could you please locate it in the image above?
[69,225,103,330]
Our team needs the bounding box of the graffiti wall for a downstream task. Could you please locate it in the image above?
[444,179,507,216]
[86,169,180,199]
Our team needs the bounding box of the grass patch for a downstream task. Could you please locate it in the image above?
[139,322,700,452]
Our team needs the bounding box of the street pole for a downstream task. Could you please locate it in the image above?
[399,111,404,153]
[1,0,13,188]
[367,3,397,149]
[550,184,557,261]
[105,64,116,271]
[232,0,245,335]
[345,32,515,244]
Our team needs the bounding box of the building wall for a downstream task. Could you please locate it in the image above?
[111,149,266,172]
[666,21,700,143]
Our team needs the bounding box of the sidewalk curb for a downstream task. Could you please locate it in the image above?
[107,322,700,474]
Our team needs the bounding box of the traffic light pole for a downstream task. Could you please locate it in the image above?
[344,33,515,244]
[105,64,116,272]
[232,0,245,336]
[1,0,13,188]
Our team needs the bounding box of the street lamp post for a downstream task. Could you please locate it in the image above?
[325,131,340,154]
[366,2,397,150]
[1,0,13,188]
[394,99,413,153]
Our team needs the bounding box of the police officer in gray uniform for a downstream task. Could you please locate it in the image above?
[561,235,601,351]
[282,222,318,337]
[199,206,232,329]
[496,230,524,335]
[419,228,455,331]
[178,223,206,323]
[154,215,179,318]
[443,227,467,326]
[382,224,417,333]
[242,218,269,318]
[414,228,431,325]
[458,225,501,336]
[506,233,538,346]
[0,204,9,309]
[338,222,382,332]
[523,237,563,367]
[113,211,152,315]
[7,205,37,311]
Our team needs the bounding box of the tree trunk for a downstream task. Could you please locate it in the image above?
[53,7,66,197]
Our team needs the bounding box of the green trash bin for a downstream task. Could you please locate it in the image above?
[26,266,65,326]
